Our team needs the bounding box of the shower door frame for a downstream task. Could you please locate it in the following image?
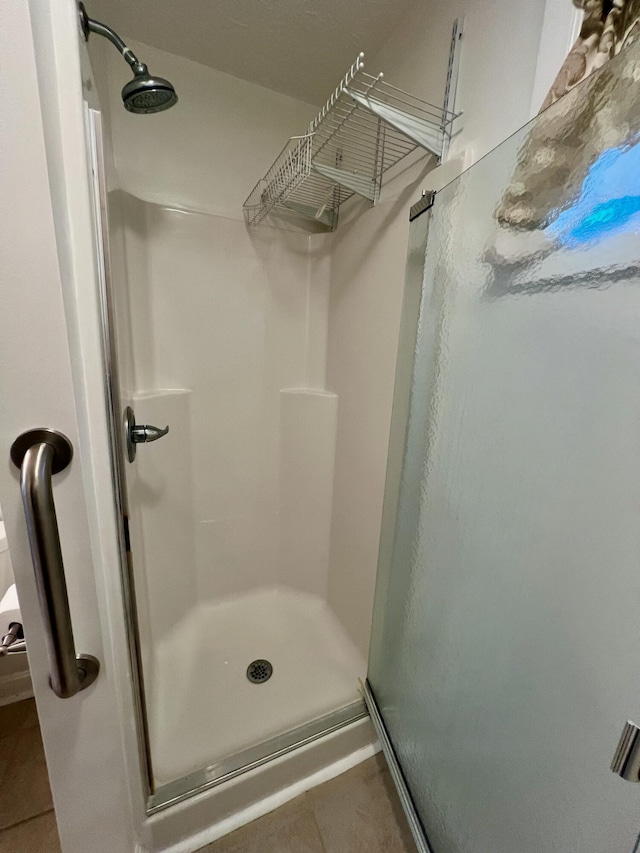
[362,192,436,852]
[84,103,156,798]
[146,701,368,813]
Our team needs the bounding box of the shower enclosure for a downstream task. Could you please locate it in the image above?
[88,92,369,810]
[366,37,640,853]
[85,21,640,838]
[85,12,458,813]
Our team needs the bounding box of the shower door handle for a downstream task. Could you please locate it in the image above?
[124,405,169,463]
[10,429,100,699]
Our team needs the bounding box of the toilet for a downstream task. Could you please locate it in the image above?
[0,521,13,600]
[0,518,32,704]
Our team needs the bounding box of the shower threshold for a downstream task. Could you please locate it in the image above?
[146,698,367,813]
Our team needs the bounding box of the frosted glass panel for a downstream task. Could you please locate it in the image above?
[369,41,640,853]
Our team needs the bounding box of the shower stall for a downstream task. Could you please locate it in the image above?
[81,2,463,814]
[84,19,375,811]
[86,6,640,841]
[100,172,370,803]
[5,0,640,850]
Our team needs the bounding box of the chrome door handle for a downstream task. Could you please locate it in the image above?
[124,405,169,463]
[10,429,100,699]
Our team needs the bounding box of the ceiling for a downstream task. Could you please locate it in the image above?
[88,0,418,105]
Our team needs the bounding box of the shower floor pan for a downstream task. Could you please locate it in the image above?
[147,587,366,804]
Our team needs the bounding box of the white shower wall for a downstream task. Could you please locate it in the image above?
[103,191,364,786]
[91,41,348,651]
[90,48,366,781]
[119,199,337,611]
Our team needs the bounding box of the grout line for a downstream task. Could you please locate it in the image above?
[0,808,56,834]
[305,791,327,853]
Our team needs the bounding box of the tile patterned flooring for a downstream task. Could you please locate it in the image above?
[201,754,417,853]
[0,698,61,852]
[0,699,416,852]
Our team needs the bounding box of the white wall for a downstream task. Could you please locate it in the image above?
[120,201,328,610]
[324,0,572,657]
[98,39,317,219]
[90,41,340,658]
[529,0,583,114]
[450,0,547,162]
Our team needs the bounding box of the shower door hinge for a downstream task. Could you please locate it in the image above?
[409,190,436,222]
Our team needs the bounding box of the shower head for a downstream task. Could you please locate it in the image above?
[79,3,178,114]
[121,64,178,114]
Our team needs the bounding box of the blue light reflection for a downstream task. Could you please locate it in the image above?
[546,141,640,247]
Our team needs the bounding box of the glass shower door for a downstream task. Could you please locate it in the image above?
[367,39,640,853]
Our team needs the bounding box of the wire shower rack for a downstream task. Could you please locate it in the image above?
[243,51,461,231]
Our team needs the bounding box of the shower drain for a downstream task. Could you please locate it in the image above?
[246,659,273,684]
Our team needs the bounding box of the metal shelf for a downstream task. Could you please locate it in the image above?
[243,52,461,232]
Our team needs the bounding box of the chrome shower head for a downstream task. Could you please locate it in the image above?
[79,3,178,114]
[121,63,178,114]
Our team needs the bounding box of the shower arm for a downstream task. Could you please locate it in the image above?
[79,3,146,75]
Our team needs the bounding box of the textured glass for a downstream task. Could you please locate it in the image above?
[369,40,640,853]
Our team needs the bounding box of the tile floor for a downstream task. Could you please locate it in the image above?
[0,698,61,852]
[0,699,416,853]
[201,753,417,853]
